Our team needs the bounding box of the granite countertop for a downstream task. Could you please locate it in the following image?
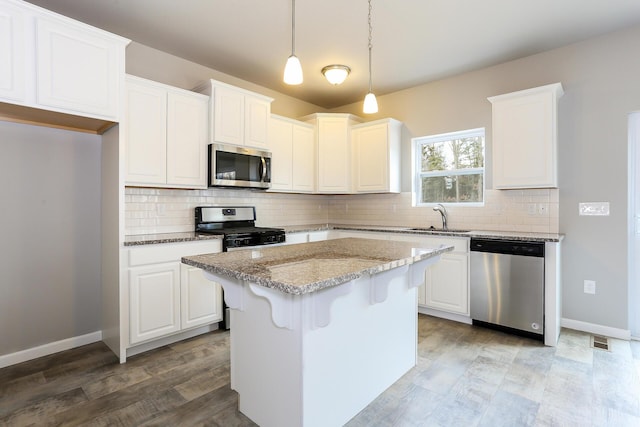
[124,232,222,246]
[124,223,563,246]
[284,224,564,242]
[182,238,453,295]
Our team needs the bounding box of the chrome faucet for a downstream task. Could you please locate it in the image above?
[433,204,448,230]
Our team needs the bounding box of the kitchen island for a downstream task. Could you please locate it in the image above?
[182,238,452,427]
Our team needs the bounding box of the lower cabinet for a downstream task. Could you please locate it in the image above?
[126,240,223,347]
[181,263,224,329]
[423,252,468,314]
[129,262,181,344]
[329,230,470,316]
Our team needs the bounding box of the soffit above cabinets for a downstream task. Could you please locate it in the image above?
[0,102,117,135]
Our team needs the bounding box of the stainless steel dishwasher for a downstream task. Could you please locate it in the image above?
[470,238,545,339]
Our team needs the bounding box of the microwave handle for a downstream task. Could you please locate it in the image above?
[259,157,267,182]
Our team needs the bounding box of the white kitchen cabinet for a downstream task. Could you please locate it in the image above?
[488,83,564,189]
[129,262,181,344]
[0,0,27,103]
[269,115,315,192]
[125,75,208,188]
[0,0,129,122]
[303,113,362,194]
[424,252,468,314]
[180,264,223,330]
[194,79,273,149]
[360,231,470,315]
[351,118,402,193]
[118,239,223,360]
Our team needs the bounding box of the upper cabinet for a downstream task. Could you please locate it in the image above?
[125,75,209,189]
[303,113,362,194]
[194,79,273,149]
[0,0,129,129]
[352,118,402,193]
[269,114,315,193]
[488,83,564,189]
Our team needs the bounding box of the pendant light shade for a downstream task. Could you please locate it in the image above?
[363,0,378,113]
[284,0,303,85]
[284,55,303,85]
[363,92,378,114]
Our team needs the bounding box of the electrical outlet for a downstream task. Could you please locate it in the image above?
[527,203,537,215]
[584,280,596,294]
[538,203,549,215]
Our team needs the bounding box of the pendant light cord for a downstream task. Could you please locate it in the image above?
[291,0,296,55]
[367,0,373,93]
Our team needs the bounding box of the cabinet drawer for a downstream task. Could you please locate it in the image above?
[128,240,222,266]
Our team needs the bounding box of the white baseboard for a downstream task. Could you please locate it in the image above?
[561,318,631,340]
[125,324,220,360]
[0,331,103,369]
[418,306,472,324]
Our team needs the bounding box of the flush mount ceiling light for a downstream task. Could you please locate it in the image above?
[321,64,351,85]
[363,0,378,114]
[283,0,303,85]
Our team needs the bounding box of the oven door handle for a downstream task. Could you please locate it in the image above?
[259,157,267,182]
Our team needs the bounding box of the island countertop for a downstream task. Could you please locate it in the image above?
[182,237,453,295]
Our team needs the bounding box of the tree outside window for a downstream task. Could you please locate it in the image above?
[412,128,485,205]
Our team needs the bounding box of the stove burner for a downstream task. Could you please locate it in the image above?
[195,206,285,250]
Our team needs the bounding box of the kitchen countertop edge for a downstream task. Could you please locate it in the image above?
[124,224,564,246]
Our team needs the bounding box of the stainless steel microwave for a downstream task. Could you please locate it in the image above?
[208,143,272,189]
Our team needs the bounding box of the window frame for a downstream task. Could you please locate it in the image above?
[411,127,485,207]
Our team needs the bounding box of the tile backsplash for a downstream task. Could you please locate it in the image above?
[125,187,559,236]
[124,187,329,235]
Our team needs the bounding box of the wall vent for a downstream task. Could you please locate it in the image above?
[591,335,610,351]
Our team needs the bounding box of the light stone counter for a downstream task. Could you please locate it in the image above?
[182,237,453,295]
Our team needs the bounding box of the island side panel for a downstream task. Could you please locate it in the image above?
[302,271,418,427]
[230,268,418,427]
[230,287,304,427]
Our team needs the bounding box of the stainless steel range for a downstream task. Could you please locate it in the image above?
[195,206,285,251]
[195,206,285,329]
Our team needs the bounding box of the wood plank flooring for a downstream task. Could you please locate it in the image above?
[1,315,640,426]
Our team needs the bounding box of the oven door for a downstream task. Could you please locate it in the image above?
[209,143,271,189]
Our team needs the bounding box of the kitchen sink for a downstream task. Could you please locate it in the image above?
[406,227,470,234]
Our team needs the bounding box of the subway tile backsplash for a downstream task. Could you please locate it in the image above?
[124,187,559,236]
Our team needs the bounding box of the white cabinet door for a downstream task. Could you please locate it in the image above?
[129,262,181,344]
[292,124,315,192]
[424,253,469,315]
[317,116,352,193]
[0,1,26,102]
[35,16,121,120]
[124,79,167,185]
[180,264,223,329]
[352,119,401,193]
[269,116,293,190]
[489,83,563,189]
[245,95,270,149]
[166,91,208,187]
[125,76,208,188]
[213,84,244,145]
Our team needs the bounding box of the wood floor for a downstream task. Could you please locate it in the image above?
[2,315,640,426]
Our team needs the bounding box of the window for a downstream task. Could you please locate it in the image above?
[412,128,485,205]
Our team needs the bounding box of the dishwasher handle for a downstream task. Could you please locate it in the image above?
[470,238,544,257]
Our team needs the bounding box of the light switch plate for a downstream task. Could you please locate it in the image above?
[579,202,610,216]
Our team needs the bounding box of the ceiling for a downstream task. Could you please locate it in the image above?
[26,0,640,109]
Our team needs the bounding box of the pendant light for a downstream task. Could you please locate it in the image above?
[283,0,303,85]
[363,0,378,114]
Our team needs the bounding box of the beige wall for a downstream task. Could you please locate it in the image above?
[126,42,325,118]
[0,122,102,356]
